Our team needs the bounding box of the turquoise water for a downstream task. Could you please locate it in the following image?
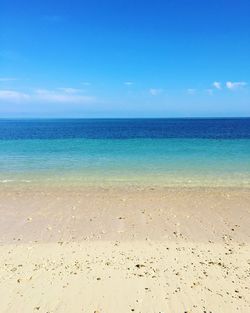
[1,136,250,187]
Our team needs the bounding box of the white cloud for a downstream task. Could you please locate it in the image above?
[0,77,17,82]
[124,81,133,86]
[187,88,196,95]
[226,81,247,90]
[213,81,221,89]
[0,88,95,104]
[0,90,30,102]
[149,88,162,96]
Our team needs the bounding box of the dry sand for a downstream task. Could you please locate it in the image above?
[0,185,249,312]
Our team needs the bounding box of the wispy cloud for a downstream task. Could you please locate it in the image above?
[0,90,30,102]
[213,81,222,90]
[149,88,162,96]
[124,81,133,86]
[82,82,91,86]
[0,88,95,104]
[57,88,84,94]
[187,88,196,95]
[34,89,95,103]
[226,81,247,90]
[0,77,17,82]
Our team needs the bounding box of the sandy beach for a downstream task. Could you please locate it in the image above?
[1,0,250,309]
[0,185,249,312]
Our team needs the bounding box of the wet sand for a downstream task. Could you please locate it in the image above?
[0,185,250,312]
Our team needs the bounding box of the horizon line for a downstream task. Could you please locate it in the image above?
[0,116,250,120]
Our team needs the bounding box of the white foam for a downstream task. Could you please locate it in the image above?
[0,179,14,183]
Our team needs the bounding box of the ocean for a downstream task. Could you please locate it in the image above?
[0,118,250,187]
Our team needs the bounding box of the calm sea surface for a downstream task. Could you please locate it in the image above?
[0,118,250,187]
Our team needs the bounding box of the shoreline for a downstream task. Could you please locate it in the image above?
[1,180,250,190]
[0,185,249,244]
[0,173,250,190]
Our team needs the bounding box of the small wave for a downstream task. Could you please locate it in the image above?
[0,179,32,183]
[0,179,14,183]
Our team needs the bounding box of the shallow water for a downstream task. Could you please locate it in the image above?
[0,118,250,187]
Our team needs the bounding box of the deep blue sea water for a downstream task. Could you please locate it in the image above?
[0,118,250,187]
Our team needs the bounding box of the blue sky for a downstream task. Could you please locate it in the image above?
[0,0,250,117]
